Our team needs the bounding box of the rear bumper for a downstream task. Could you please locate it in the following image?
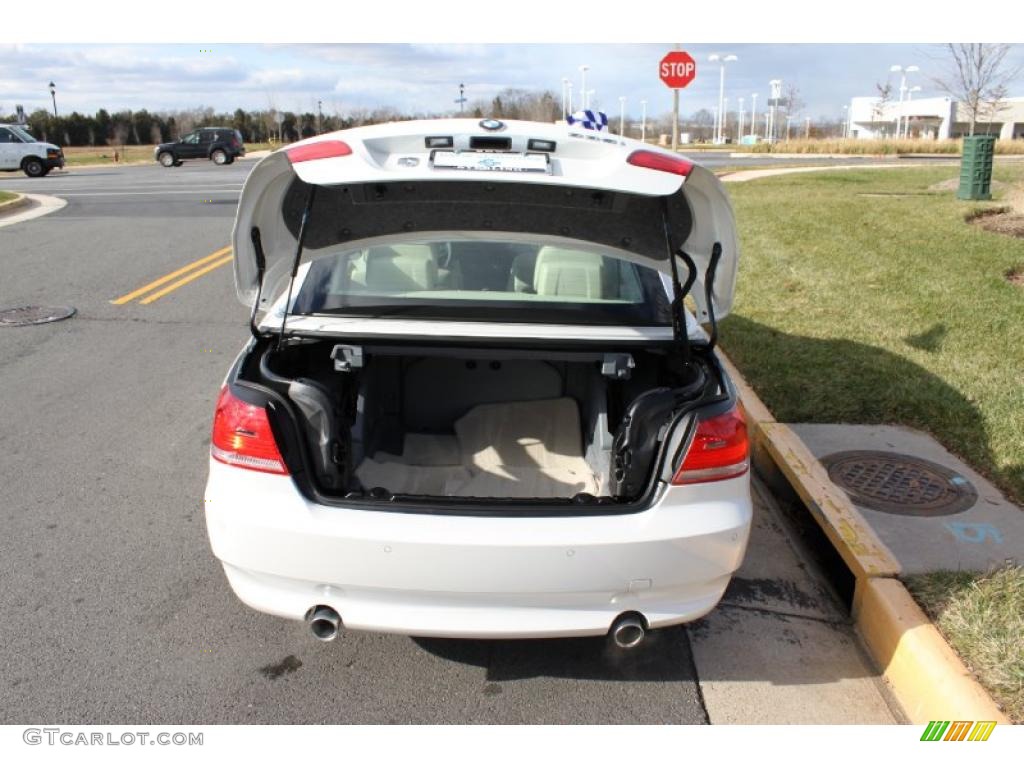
[204,461,752,638]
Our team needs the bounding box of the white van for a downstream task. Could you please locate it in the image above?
[0,124,65,177]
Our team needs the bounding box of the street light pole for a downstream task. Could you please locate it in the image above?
[751,93,758,137]
[890,64,919,139]
[640,99,647,143]
[48,81,57,118]
[561,78,569,120]
[455,83,467,116]
[768,79,782,143]
[579,65,589,110]
[723,97,729,142]
[708,54,738,144]
[805,116,811,139]
[738,96,745,142]
[567,81,573,115]
[317,100,322,134]
[842,105,849,138]
[618,96,626,136]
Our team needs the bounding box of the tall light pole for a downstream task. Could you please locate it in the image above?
[640,99,647,143]
[805,116,811,139]
[768,79,782,143]
[317,100,322,134]
[751,93,758,137]
[566,81,573,115]
[48,81,57,118]
[738,96,745,141]
[561,78,569,119]
[890,64,919,139]
[708,53,738,143]
[455,83,467,115]
[842,105,849,138]
[618,96,626,136]
[905,86,921,138]
[578,65,590,110]
[723,97,729,142]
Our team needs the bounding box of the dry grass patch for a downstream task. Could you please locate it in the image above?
[905,567,1024,723]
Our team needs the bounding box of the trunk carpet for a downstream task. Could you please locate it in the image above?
[354,398,601,498]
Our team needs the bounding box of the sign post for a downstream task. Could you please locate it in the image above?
[659,49,697,152]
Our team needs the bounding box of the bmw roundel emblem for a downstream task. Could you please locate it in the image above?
[479,119,505,131]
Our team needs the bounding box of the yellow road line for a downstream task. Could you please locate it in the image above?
[139,254,234,305]
[110,245,232,305]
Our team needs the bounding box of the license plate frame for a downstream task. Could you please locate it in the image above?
[429,150,551,174]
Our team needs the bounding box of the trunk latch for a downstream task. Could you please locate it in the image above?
[601,353,635,380]
[331,345,364,372]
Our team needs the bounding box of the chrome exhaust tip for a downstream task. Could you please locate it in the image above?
[307,605,341,642]
[609,613,646,649]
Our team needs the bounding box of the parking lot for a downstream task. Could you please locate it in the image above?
[0,157,905,724]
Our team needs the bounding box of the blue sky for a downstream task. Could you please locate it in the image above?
[3,43,1023,120]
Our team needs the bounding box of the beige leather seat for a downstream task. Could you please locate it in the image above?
[364,244,438,292]
[533,247,606,299]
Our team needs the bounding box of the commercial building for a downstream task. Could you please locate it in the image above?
[847,95,1024,140]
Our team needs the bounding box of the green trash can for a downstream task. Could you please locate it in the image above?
[957,134,996,200]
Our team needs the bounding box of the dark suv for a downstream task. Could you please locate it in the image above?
[154,127,245,167]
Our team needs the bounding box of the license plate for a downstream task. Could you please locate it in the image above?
[431,150,550,173]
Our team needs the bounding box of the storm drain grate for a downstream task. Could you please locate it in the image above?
[821,450,977,517]
[0,305,76,327]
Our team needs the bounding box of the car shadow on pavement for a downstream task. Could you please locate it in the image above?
[412,625,700,683]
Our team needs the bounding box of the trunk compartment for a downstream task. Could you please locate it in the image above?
[239,338,722,510]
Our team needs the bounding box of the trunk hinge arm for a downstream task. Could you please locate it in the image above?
[659,197,696,358]
[703,242,723,352]
[248,226,268,340]
[276,184,318,349]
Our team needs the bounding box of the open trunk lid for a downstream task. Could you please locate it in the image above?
[232,119,739,326]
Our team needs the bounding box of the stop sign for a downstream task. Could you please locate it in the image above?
[660,51,697,89]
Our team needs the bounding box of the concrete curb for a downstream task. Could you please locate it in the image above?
[0,193,67,229]
[717,348,1009,724]
[0,192,30,216]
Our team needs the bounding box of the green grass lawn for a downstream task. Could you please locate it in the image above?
[720,163,1024,503]
[0,190,17,204]
[905,567,1024,722]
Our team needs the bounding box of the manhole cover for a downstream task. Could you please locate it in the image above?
[822,450,977,517]
[0,305,76,327]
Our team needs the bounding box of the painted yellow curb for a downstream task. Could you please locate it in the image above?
[854,578,1008,724]
[718,347,1008,723]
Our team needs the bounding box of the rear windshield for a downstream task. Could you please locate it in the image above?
[292,238,672,326]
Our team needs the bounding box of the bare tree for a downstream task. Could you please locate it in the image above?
[872,81,894,136]
[931,43,1022,135]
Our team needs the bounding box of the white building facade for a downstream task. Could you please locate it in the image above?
[848,95,1024,140]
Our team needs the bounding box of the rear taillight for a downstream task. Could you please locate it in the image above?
[672,406,749,485]
[210,386,288,475]
[285,140,352,164]
[627,149,693,177]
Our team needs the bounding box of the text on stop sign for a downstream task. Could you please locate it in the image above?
[661,61,695,79]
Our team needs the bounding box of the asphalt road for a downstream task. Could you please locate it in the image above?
[0,158,900,724]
